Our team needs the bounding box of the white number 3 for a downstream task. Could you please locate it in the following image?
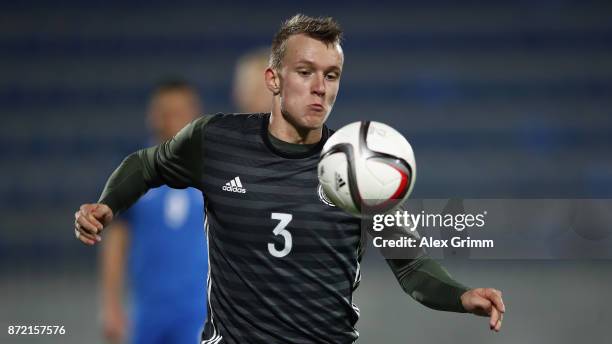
[268,212,293,258]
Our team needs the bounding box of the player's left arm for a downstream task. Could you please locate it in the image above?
[386,258,505,332]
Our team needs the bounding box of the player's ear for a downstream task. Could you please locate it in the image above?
[265,67,280,96]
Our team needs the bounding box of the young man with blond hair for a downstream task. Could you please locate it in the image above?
[75,14,505,343]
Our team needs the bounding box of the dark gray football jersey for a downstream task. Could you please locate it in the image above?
[98,112,471,344]
[194,114,363,343]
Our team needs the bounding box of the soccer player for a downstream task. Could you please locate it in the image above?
[99,80,207,344]
[75,14,505,343]
[232,47,273,113]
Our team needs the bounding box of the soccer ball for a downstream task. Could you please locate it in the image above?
[318,121,416,216]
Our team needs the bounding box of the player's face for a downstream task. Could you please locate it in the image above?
[277,34,343,130]
[148,90,201,142]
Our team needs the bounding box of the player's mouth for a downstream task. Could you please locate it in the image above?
[308,104,325,112]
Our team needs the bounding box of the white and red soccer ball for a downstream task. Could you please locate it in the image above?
[318,121,416,216]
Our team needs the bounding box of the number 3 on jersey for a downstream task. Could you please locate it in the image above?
[268,213,293,258]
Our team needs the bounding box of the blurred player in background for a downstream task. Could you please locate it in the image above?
[232,47,273,113]
[78,15,505,343]
[100,79,207,344]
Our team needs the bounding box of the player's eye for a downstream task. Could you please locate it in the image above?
[297,70,312,76]
[325,73,339,81]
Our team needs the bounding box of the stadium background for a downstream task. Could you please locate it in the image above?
[1,0,611,343]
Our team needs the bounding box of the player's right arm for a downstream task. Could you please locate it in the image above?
[73,115,212,245]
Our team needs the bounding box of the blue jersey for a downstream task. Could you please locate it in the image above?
[122,186,207,312]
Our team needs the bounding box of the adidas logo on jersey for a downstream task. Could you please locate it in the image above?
[222,176,247,193]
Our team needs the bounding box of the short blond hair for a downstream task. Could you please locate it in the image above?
[270,14,343,70]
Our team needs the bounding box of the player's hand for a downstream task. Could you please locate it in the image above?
[102,304,126,344]
[460,288,505,332]
[74,203,113,245]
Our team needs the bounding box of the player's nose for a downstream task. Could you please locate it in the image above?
[311,73,326,96]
